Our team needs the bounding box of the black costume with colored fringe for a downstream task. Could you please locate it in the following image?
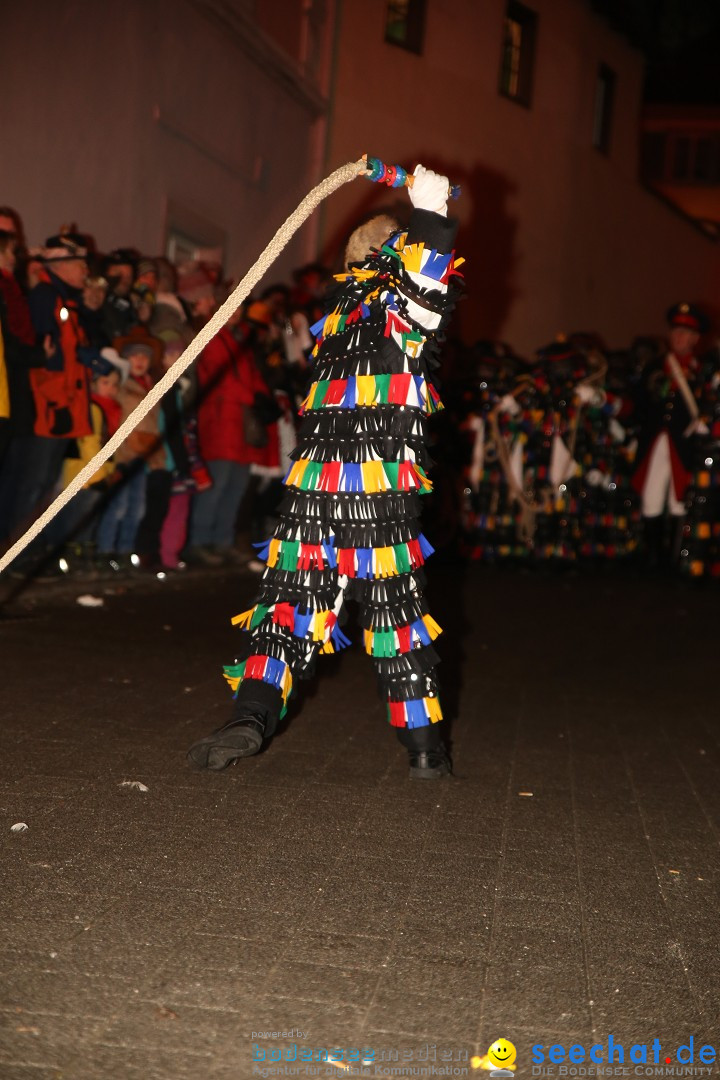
[223,208,462,732]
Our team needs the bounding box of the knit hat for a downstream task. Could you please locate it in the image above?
[101,346,130,383]
[246,300,273,328]
[42,233,89,263]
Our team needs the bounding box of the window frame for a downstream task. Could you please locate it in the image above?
[498,0,538,109]
[385,0,426,56]
[593,62,616,155]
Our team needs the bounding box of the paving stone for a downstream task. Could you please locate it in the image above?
[3,567,720,1072]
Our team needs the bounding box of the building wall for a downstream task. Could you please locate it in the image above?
[321,0,720,354]
[642,105,720,230]
[2,0,718,352]
[0,0,332,285]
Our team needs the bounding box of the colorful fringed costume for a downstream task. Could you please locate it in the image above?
[223,207,463,735]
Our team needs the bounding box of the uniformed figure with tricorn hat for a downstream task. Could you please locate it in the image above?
[631,301,715,571]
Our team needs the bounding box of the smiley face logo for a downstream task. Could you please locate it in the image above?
[488,1039,517,1070]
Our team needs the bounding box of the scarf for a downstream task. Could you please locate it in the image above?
[92,393,122,437]
[0,269,35,346]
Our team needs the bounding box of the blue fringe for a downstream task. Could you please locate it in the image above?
[342,463,363,492]
[330,624,352,650]
[356,548,373,579]
[309,316,325,339]
[418,533,435,558]
[253,539,271,561]
[422,250,452,281]
[293,609,313,639]
[264,656,286,690]
[405,699,430,729]
[322,537,338,569]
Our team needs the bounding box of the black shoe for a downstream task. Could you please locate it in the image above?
[408,745,452,780]
[187,714,265,771]
[183,545,224,567]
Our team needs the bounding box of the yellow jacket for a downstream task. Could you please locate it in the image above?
[62,401,116,489]
[0,319,10,420]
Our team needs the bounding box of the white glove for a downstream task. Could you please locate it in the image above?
[574,384,605,407]
[609,418,626,442]
[409,165,448,217]
[498,393,520,416]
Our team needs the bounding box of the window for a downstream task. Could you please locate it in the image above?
[640,131,720,186]
[164,200,225,273]
[672,136,691,181]
[385,0,426,55]
[692,137,719,182]
[641,132,668,181]
[499,1,537,107]
[593,64,615,154]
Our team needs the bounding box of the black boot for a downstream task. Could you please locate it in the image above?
[396,723,452,780]
[187,712,265,771]
[641,515,666,573]
[187,681,282,771]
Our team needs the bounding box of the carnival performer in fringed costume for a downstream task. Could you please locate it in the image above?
[188,165,463,778]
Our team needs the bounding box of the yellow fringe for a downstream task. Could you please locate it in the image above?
[355,375,376,406]
[281,668,292,701]
[267,538,281,567]
[285,460,306,487]
[231,608,255,629]
[362,460,387,492]
[324,311,342,335]
[422,614,443,640]
[426,696,443,723]
[414,466,433,491]
[400,243,424,274]
[312,610,329,642]
[374,546,397,577]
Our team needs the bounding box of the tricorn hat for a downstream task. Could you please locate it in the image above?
[666,302,709,334]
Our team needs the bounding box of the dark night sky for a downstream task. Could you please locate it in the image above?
[591,0,720,104]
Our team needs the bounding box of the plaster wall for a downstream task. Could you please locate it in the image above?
[0,0,326,286]
[322,0,720,354]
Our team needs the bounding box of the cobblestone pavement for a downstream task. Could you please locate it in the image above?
[1,561,719,1079]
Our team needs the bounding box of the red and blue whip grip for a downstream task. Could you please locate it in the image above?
[362,154,460,200]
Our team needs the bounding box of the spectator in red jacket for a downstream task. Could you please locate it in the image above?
[186,308,273,565]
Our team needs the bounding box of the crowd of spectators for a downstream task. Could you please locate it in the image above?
[0,205,331,580]
[1,204,717,586]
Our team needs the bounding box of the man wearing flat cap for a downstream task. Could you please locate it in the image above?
[632,302,714,570]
